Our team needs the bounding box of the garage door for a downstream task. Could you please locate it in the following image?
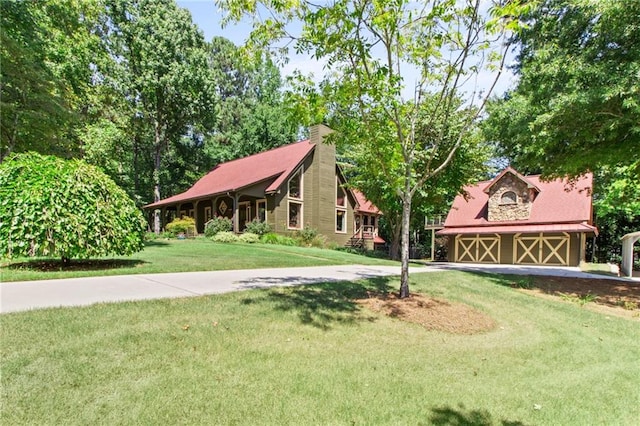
[514,232,570,265]
[455,234,501,263]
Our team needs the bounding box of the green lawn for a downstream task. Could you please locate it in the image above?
[2,271,639,425]
[0,238,397,282]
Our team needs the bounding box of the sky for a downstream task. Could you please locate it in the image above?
[176,0,517,99]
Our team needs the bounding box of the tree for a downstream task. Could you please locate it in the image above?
[218,0,521,297]
[483,0,640,260]
[0,152,146,263]
[206,36,298,165]
[485,0,639,177]
[339,96,494,260]
[0,0,103,161]
[104,0,216,230]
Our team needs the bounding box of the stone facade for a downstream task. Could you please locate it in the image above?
[487,173,534,222]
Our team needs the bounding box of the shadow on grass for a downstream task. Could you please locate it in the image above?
[462,270,640,310]
[6,258,147,272]
[143,240,171,247]
[241,277,394,330]
[430,405,527,426]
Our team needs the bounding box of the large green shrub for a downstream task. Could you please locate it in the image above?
[165,217,196,237]
[295,227,319,246]
[204,216,233,237]
[0,152,146,261]
[243,219,271,236]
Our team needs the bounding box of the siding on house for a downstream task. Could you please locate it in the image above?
[144,124,376,247]
[438,167,597,266]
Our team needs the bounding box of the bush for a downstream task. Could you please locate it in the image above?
[244,219,271,236]
[260,232,297,246]
[204,216,233,237]
[212,231,238,243]
[309,234,328,248]
[239,233,260,243]
[295,227,318,246]
[0,152,145,261]
[165,217,196,237]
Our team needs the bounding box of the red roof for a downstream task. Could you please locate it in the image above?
[438,171,596,235]
[146,141,315,208]
[353,190,381,215]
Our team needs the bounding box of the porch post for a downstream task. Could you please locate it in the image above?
[233,193,239,233]
[431,228,435,261]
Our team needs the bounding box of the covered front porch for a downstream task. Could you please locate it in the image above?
[151,193,268,234]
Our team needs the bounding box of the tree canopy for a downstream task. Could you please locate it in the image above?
[484,0,639,177]
[217,0,522,297]
[0,152,146,261]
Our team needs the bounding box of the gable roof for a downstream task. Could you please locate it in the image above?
[438,171,596,235]
[146,140,315,208]
[482,166,541,194]
[353,190,381,215]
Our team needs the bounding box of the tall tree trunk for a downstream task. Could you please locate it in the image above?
[399,193,412,298]
[153,120,162,234]
[389,218,402,261]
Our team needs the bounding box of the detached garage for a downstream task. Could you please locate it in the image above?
[437,168,597,266]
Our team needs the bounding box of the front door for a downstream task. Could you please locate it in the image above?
[238,202,252,231]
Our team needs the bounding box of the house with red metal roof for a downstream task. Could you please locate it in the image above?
[145,125,383,248]
[436,167,597,266]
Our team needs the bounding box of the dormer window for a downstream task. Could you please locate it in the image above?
[501,191,517,205]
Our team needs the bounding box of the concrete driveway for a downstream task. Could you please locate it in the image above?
[2,262,633,314]
[0,264,430,314]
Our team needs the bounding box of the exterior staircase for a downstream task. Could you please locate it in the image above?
[345,237,364,249]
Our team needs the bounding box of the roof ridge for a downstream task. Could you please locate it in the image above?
[212,139,312,169]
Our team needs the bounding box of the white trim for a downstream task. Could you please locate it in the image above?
[288,166,304,200]
[288,200,303,230]
[256,199,267,222]
[335,208,347,233]
[336,175,346,207]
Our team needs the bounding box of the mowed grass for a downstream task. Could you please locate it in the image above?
[0,239,397,282]
[2,271,639,425]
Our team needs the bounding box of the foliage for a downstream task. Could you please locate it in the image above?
[294,227,318,246]
[243,219,271,236]
[212,231,239,243]
[103,0,216,219]
[0,152,145,261]
[309,234,328,249]
[238,232,260,244]
[217,0,523,297]
[0,0,103,161]
[260,232,298,246]
[484,0,639,179]
[204,216,233,237]
[165,217,196,237]
[205,37,299,166]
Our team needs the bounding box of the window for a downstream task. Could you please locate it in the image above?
[204,206,212,222]
[336,178,346,207]
[288,201,302,229]
[256,199,267,222]
[501,191,517,205]
[288,168,303,199]
[336,209,346,233]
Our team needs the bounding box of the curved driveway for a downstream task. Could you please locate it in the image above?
[1,263,633,314]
